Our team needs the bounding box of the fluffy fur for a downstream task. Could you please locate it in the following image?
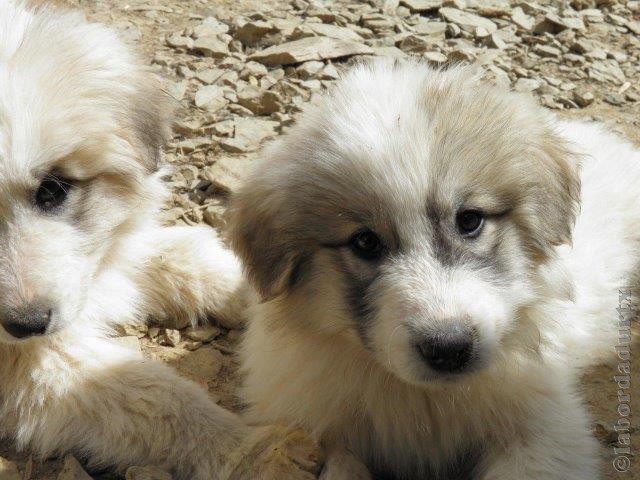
[0,3,319,479]
[230,60,640,479]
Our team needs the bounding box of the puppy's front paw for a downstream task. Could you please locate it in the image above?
[221,425,323,480]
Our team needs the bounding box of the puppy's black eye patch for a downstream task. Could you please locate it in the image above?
[456,210,484,237]
[349,229,384,260]
[35,174,73,212]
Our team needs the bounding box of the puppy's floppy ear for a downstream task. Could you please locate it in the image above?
[228,178,301,301]
[525,130,581,254]
[124,74,173,173]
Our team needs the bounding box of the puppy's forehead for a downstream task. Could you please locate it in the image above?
[0,4,138,181]
[287,62,547,221]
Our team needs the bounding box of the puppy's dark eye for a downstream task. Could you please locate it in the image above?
[35,175,72,212]
[456,210,484,237]
[349,229,384,260]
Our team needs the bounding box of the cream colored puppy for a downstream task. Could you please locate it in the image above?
[0,3,318,479]
[230,60,640,479]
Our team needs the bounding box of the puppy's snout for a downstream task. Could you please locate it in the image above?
[1,300,54,339]
[417,323,475,374]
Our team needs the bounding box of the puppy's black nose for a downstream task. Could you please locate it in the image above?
[1,301,53,339]
[417,325,475,373]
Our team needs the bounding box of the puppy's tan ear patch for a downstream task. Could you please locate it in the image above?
[523,131,581,255]
[124,75,173,172]
[228,185,300,301]
[542,140,581,245]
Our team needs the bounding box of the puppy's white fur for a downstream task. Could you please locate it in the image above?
[0,3,265,478]
[231,61,640,479]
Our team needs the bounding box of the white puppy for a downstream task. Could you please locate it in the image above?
[230,60,640,479]
[0,3,319,479]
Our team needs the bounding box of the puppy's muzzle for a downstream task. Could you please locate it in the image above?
[1,300,55,339]
[416,323,476,374]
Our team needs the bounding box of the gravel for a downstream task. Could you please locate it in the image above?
[14,0,640,478]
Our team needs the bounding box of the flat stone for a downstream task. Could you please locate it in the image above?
[399,0,442,12]
[204,156,247,195]
[174,119,204,136]
[585,50,607,61]
[165,80,187,101]
[423,51,448,65]
[195,68,224,84]
[177,65,194,79]
[362,17,396,33]
[608,51,627,63]
[534,44,561,58]
[194,85,227,112]
[571,39,596,54]
[212,119,235,137]
[604,92,625,106]
[485,32,506,49]
[533,12,583,34]
[166,34,193,49]
[162,329,181,347]
[228,117,279,152]
[495,27,520,44]
[440,8,497,34]
[249,36,373,66]
[236,116,279,138]
[484,65,510,87]
[564,53,585,64]
[318,63,340,80]
[174,346,223,380]
[372,46,407,57]
[513,77,541,92]
[240,61,269,79]
[174,137,211,154]
[237,85,282,115]
[608,13,627,27]
[562,16,585,30]
[307,23,363,42]
[588,60,626,85]
[234,21,278,45]
[626,20,640,35]
[449,46,478,62]
[217,70,240,87]
[194,17,229,38]
[271,18,301,38]
[191,37,229,58]
[477,0,511,17]
[296,60,325,79]
[413,21,447,37]
[396,34,438,53]
[579,9,604,23]
[300,79,322,90]
[220,137,253,153]
[511,7,534,31]
[183,325,221,343]
[307,7,335,22]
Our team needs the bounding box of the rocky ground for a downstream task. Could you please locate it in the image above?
[1,0,639,478]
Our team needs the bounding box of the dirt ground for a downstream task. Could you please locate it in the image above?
[1,0,639,478]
